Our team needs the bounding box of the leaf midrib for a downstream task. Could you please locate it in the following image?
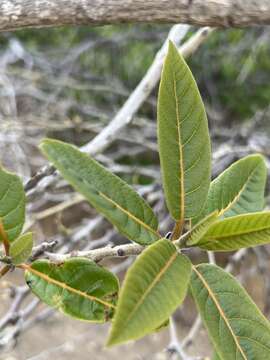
[22,264,115,309]
[120,250,178,331]
[99,192,160,238]
[217,163,260,216]
[207,222,270,239]
[173,74,185,223]
[193,266,248,360]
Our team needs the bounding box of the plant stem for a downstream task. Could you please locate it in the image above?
[0,265,11,278]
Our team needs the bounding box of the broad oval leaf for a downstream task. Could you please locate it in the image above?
[158,41,211,222]
[107,239,191,346]
[40,139,160,245]
[190,264,270,360]
[10,232,33,265]
[0,166,25,244]
[196,154,267,224]
[24,258,119,322]
[195,211,270,251]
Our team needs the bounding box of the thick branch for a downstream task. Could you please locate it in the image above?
[0,0,270,32]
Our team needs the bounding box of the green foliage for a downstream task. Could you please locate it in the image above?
[195,154,267,224]
[107,239,191,345]
[158,42,211,222]
[40,139,160,245]
[180,211,218,247]
[0,167,25,244]
[25,258,119,322]
[193,212,270,251]
[190,264,270,359]
[0,35,270,358]
[10,233,33,265]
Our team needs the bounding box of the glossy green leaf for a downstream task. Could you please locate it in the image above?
[10,232,33,265]
[25,258,119,322]
[0,166,25,243]
[195,211,270,251]
[196,154,267,224]
[190,264,270,360]
[157,41,211,222]
[107,239,191,346]
[179,211,218,247]
[40,139,160,245]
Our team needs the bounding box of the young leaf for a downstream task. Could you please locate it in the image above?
[40,139,160,245]
[195,154,267,224]
[157,41,211,223]
[10,232,33,265]
[190,264,270,360]
[179,211,218,247]
[0,166,25,247]
[107,239,191,346]
[194,211,270,251]
[24,258,119,322]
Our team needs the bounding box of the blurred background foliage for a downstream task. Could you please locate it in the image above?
[1,25,269,117]
[1,25,269,125]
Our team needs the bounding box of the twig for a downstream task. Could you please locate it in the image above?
[168,316,192,360]
[45,243,144,263]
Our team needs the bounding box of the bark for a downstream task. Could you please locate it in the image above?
[0,0,270,32]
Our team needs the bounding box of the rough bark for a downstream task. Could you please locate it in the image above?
[0,0,270,32]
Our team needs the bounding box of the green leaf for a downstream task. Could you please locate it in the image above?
[0,166,25,244]
[40,139,160,245]
[10,232,33,265]
[24,258,119,322]
[212,351,222,360]
[157,41,211,222]
[179,211,218,247]
[196,154,267,224]
[107,239,191,346]
[194,211,270,251]
[190,264,270,360]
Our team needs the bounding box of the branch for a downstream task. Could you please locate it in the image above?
[0,0,269,32]
[45,243,144,263]
[83,26,212,156]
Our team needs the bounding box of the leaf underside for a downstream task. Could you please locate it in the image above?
[0,167,25,243]
[25,258,119,322]
[191,264,270,360]
[40,139,159,245]
[195,154,267,224]
[182,211,218,247]
[195,211,270,251]
[158,41,211,221]
[10,232,33,265]
[108,239,191,346]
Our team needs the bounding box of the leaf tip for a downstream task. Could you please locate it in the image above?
[105,331,122,348]
[167,39,178,56]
